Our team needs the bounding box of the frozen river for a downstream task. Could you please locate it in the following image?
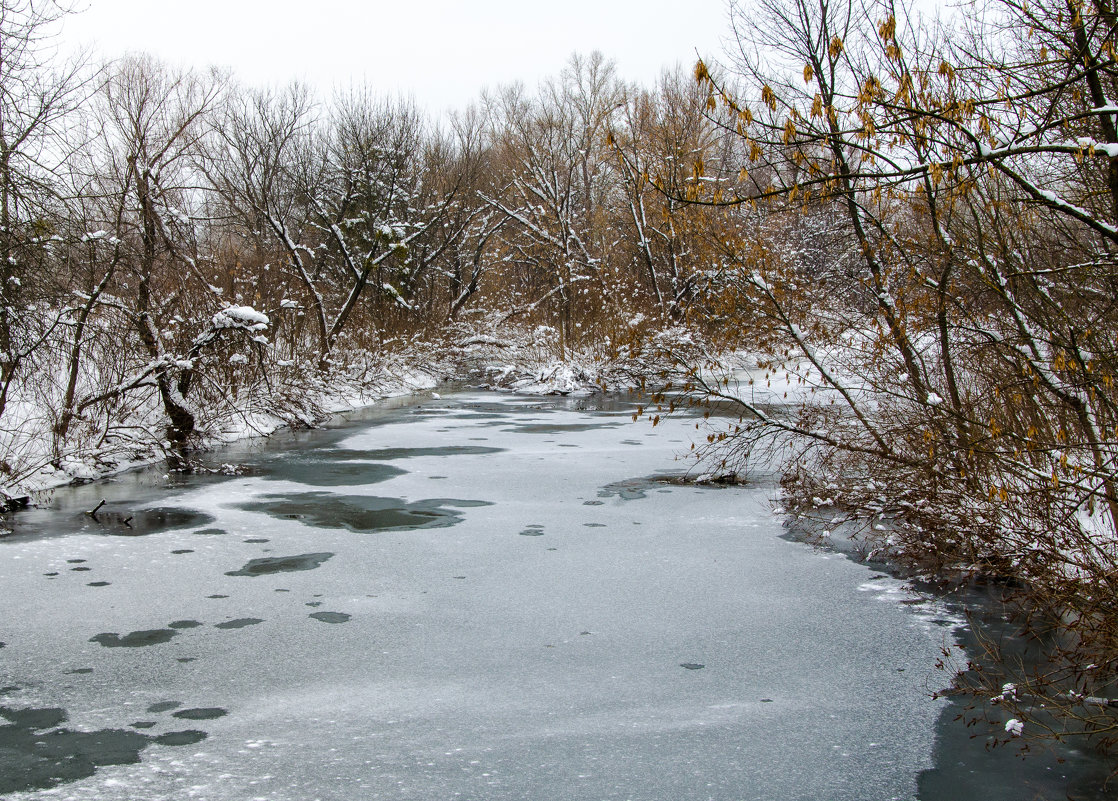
[0,391,1111,799]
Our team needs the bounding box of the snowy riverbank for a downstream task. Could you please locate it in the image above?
[1,326,686,508]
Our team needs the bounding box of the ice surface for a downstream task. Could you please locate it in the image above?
[0,392,1002,800]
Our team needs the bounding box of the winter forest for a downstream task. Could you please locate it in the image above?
[4,0,1118,775]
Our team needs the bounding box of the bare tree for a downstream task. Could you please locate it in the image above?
[212,87,463,368]
[482,53,627,355]
[0,1,88,423]
[81,56,232,453]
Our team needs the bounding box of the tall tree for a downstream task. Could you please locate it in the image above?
[89,56,230,452]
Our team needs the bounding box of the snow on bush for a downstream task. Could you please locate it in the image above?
[212,306,269,331]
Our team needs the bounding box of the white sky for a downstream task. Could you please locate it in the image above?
[60,1,732,117]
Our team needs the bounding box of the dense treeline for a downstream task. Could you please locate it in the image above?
[0,4,737,488]
[4,0,1118,762]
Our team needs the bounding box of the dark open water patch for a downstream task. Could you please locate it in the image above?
[259,457,408,487]
[0,706,149,794]
[0,704,209,795]
[146,702,180,713]
[236,493,491,533]
[309,611,351,624]
[172,707,227,721]
[169,620,202,629]
[0,707,60,729]
[226,552,334,577]
[90,629,178,648]
[597,474,688,501]
[152,729,207,746]
[81,507,217,537]
[519,525,545,537]
[214,618,263,630]
[597,478,655,501]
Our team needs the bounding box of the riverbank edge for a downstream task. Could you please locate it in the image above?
[1,347,650,516]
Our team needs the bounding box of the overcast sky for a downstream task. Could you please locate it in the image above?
[60,1,732,116]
